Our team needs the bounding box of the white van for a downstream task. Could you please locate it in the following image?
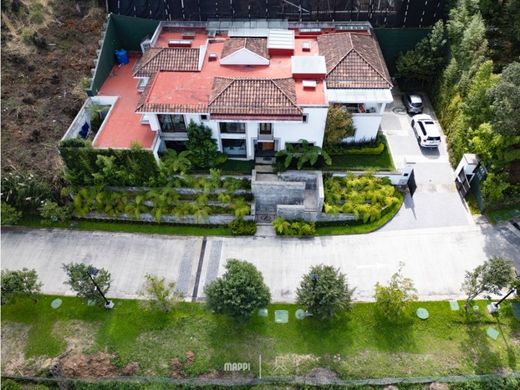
[411,114,441,148]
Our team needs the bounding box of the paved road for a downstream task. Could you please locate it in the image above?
[3,224,519,303]
[381,91,473,231]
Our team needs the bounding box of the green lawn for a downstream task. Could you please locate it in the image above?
[486,204,520,224]
[191,159,254,175]
[325,137,395,172]
[15,216,232,236]
[2,296,519,379]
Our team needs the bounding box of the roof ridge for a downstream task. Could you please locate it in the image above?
[208,77,235,106]
[327,48,354,76]
[271,79,302,114]
[132,48,163,76]
[350,48,393,87]
[135,73,157,112]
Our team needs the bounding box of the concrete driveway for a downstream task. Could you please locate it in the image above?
[380,90,473,231]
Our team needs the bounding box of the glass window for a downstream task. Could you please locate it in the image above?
[158,114,186,132]
[222,139,247,158]
[220,122,246,134]
[259,123,272,134]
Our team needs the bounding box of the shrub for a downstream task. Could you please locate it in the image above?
[1,379,22,390]
[324,105,355,147]
[327,142,385,156]
[39,200,71,224]
[297,265,354,319]
[272,217,316,236]
[204,259,270,319]
[140,274,184,313]
[1,203,22,225]
[1,172,52,212]
[374,262,417,322]
[229,218,256,235]
[62,263,112,307]
[186,121,221,168]
[1,268,42,304]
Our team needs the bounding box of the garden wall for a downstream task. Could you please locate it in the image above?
[84,212,254,225]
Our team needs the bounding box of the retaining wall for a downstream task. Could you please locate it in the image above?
[84,212,254,225]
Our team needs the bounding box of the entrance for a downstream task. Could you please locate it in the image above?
[255,141,275,157]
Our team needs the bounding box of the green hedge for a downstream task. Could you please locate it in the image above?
[59,140,159,187]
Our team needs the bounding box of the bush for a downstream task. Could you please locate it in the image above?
[204,259,271,319]
[62,263,112,307]
[140,274,183,313]
[1,172,52,212]
[327,142,385,156]
[1,379,21,390]
[1,268,42,304]
[297,264,354,319]
[229,218,256,235]
[1,203,22,225]
[39,200,71,224]
[272,217,316,236]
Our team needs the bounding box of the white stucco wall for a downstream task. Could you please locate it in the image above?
[344,114,383,143]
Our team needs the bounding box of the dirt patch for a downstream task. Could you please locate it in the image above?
[303,367,339,384]
[52,320,99,354]
[171,351,196,378]
[56,351,119,378]
[1,0,104,185]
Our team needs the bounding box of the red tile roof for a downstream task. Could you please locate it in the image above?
[208,77,302,118]
[132,48,199,77]
[317,32,392,89]
[221,38,269,60]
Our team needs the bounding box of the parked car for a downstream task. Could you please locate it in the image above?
[403,93,423,114]
[411,114,441,148]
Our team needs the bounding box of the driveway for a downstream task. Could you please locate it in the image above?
[3,225,519,303]
[380,89,473,231]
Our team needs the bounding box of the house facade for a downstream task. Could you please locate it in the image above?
[64,20,392,161]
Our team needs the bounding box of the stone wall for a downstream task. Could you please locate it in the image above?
[251,170,305,208]
[84,212,254,225]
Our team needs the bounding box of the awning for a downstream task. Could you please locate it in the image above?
[326,88,393,103]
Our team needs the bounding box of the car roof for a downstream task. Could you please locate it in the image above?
[409,94,422,103]
[413,114,433,121]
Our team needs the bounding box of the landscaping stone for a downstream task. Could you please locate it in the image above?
[295,309,306,320]
[51,298,62,309]
[416,307,429,320]
[258,308,268,317]
[275,310,289,323]
[449,300,460,311]
[486,327,500,340]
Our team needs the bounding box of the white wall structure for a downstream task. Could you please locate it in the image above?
[219,48,269,65]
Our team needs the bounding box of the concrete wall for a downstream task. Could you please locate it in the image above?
[344,114,383,143]
[252,179,305,207]
[280,170,324,212]
[84,212,254,225]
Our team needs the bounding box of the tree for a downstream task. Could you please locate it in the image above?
[160,149,192,174]
[1,268,42,304]
[186,121,219,168]
[275,140,331,170]
[461,257,515,309]
[140,274,184,313]
[324,105,355,147]
[204,259,271,319]
[374,263,417,322]
[296,265,354,319]
[62,263,112,306]
[490,62,520,137]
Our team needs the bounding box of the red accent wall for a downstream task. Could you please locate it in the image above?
[268,48,294,56]
[292,73,326,80]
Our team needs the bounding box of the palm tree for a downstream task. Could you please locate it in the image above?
[72,188,95,217]
[125,194,149,220]
[161,150,192,174]
[276,140,332,170]
[272,216,291,235]
[230,198,250,218]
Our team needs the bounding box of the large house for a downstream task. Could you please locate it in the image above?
[64,20,393,161]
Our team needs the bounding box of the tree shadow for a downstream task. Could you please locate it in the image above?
[371,310,417,352]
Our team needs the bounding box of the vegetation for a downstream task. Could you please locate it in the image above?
[276,140,331,171]
[140,274,183,313]
[204,259,271,320]
[272,217,316,236]
[374,263,418,323]
[2,296,519,378]
[397,0,520,211]
[1,202,22,225]
[323,105,355,148]
[1,172,53,213]
[462,257,516,309]
[62,263,112,307]
[38,200,71,224]
[323,174,401,223]
[229,218,257,236]
[1,268,42,305]
[160,149,192,175]
[186,121,226,169]
[296,265,354,319]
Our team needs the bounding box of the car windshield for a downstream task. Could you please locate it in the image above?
[412,103,422,107]
[427,136,441,141]
[424,121,434,125]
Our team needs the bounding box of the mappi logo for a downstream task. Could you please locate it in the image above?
[223,362,251,372]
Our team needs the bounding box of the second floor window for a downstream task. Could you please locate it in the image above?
[220,122,246,134]
[259,123,273,135]
[159,114,186,132]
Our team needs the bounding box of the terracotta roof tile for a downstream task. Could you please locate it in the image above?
[132,48,199,77]
[209,77,302,117]
[317,32,392,89]
[221,38,269,60]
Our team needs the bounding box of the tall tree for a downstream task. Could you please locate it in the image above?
[490,62,520,137]
[323,105,355,147]
[62,263,112,307]
[186,121,219,168]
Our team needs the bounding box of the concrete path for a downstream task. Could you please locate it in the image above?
[2,223,519,303]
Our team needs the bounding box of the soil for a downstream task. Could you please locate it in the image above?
[1,0,104,186]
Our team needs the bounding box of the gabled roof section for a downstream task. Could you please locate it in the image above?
[317,32,392,89]
[132,48,200,77]
[208,77,302,118]
[221,38,269,61]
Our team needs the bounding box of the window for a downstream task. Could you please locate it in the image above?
[418,122,427,136]
[259,123,272,135]
[219,122,246,134]
[303,114,308,123]
[158,114,186,132]
[222,139,247,157]
[200,114,208,121]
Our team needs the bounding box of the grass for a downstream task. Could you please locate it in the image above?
[316,192,404,235]
[325,137,395,172]
[486,204,520,224]
[2,295,519,379]
[15,216,232,236]
[191,159,254,175]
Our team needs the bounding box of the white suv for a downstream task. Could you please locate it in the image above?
[411,114,441,148]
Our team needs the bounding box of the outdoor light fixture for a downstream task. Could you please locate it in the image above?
[487,274,519,314]
[87,266,114,310]
[311,272,319,289]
